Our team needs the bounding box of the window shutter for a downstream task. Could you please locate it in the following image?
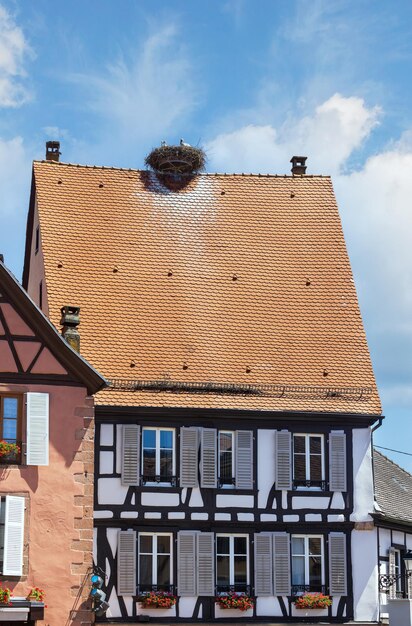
[121,425,140,486]
[26,392,49,466]
[254,533,273,596]
[180,427,199,488]
[197,532,215,596]
[329,532,347,595]
[236,430,253,489]
[275,431,292,490]
[117,530,136,595]
[407,559,412,599]
[200,428,217,488]
[177,531,197,596]
[329,432,347,492]
[3,496,25,576]
[388,547,396,600]
[273,532,291,595]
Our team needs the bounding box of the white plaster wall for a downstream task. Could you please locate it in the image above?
[178,597,198,618]
[292,496,329,509]
[352,528,379,622]
[100,451,114,474]
[379,528,391,556]
[330,492,345,509]
[257,429,276,508]
[393,530,405,545]
[100,424,114,446]
[188,488,204,508]
[141,492,180,507]
[98,477,129,505]
[256,597,282,616]
[351,428,374,522]
[216,495,254,508]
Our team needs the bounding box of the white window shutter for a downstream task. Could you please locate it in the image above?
[254,533,273,596]
[180,427,199,488]
[26,392,49,466]
[200,428,217,488]
[275,431,292,490]
[121,425,140,486]
[197,532,215,596]
[177,531,197,596]
[329,432,347,491]
[236,430,253,489]
[117,530,136,595]
[3,496,25,576]
[273,532,291,595]
[388,547,396,600]
[329,532,347,596]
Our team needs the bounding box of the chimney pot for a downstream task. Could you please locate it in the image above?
[290,155,307,175]
[60,305,80,352]
[46,141,61,162]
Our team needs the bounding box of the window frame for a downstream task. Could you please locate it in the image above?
[141,427,176,486]
[138,532,173,592]
[394,548,403,595]
[0,395,23,465]
[218,430,235,488]
[216,533,250,593]
[293,433,325,490]
[291,534,325,593]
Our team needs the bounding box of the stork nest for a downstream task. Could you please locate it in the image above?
[145,144,206,175]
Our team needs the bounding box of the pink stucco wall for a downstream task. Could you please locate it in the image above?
[0,381,94,626]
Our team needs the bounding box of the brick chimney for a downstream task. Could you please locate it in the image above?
[290,156,307,175]
[60,306,80,352]
[45,141,61,162]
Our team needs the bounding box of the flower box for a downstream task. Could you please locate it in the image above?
[137,591,177,609]
[215,593,255,611]
[0,441,20,464]
[293,592,332,610]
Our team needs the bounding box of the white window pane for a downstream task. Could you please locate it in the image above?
[160,430,173,449]
[292,537,305,555]
[143,429,156,447]
[3,419,17,440]
[3,398,18,419]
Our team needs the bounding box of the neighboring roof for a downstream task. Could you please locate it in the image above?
[24,160,381,413]
[0,260,107,394]
[374,449,412,525]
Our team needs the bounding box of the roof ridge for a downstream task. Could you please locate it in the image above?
[374,447,412,480]
[33,160,330,178]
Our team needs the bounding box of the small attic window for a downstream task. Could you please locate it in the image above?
[35,226,40,255]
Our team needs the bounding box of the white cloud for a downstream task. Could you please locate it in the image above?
[0,5,32,107]
[206,93,380,174]
[72,24,197,145]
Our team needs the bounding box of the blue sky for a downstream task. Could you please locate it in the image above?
[1,0,412,470]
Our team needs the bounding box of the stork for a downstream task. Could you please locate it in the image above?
[180,138,191,147]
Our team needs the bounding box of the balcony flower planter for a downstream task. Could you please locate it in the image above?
[27,587,46,603]
[137,592,177,609]
[293,592,332,610]
[215,593,255,611]
[0,441,20,463]
[0,585,12,606]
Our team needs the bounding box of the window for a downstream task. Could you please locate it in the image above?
[293,434,324,489]
[138,533,172,592]
[216,534,249,593]
[142,427,175,485]
[394,548,403,596]
[291,535,324,593]
[218,431,235,487]
[0,396,22,464]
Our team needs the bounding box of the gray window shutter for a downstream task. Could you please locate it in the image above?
[200,428,217,488]
[178,531,197,596]
[275,431,292,490]
[273,532,291,595]
[180,427,199,488]
[2,496,25,576]
[197,532,215,596]
[117,530,136,595]
[254,533,273,596]
[236,430,253,489]
[388,547,397,600]
[26,392,49,466]
[121,425,140,486]
[329,532,347,596]
[329,431,347,491]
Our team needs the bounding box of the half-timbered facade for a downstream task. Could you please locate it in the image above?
[0,259,106,625]
[23,148,382,623]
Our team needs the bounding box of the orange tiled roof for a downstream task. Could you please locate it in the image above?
[30,161,381,414]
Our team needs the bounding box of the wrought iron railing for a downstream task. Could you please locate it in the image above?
[216,584,251,595]
[218,476,236,488]
[137,584,175,594]
[379,573,411,594]
[292,480,327,490]
[291,584,327,595]
[0,440,22,465]
[141,475,177,486]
